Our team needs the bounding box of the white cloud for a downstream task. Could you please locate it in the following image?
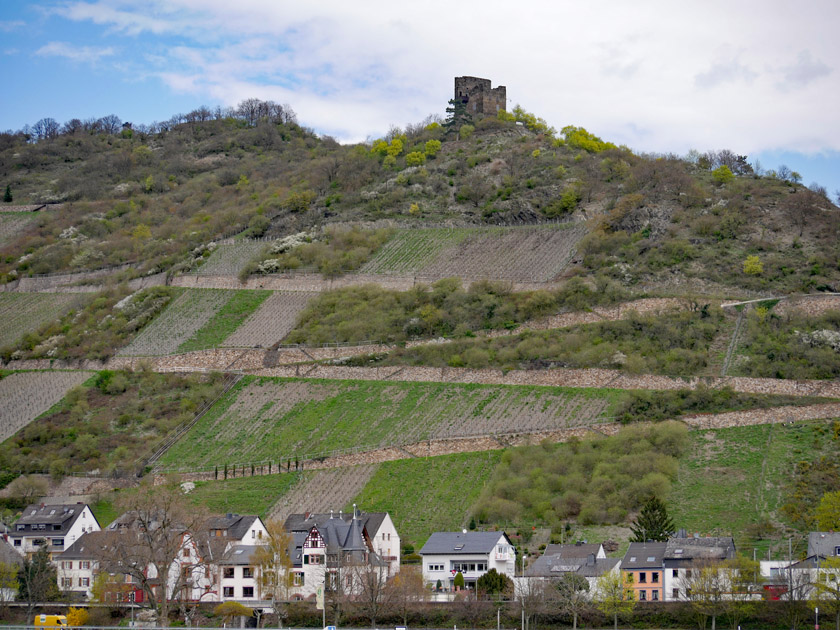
[35,41,116,63]
[49,0,840,157]
[0,20,25,32]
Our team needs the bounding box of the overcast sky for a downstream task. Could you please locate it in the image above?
[2,0,839,195]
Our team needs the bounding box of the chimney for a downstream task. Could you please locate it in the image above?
[330,510,334,519]
[304,511,311,520]
[353,504,357,519]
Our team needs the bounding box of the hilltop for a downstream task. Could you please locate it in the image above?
[1,98,839,560]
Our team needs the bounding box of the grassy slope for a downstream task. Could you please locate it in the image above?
[155,376,623,470]
[669,419,839,557]
[186,473,305,517]
[349,451,502,546]
[179,289,271,352]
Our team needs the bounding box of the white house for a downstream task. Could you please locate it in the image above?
[663,534,736,601]
[215,545,262,602]
[419,531,515,591]
[284,509,389,600]
[524,542,618,592]
[284,509,400,576]
[207,513,269,546]
[10,503,100,557]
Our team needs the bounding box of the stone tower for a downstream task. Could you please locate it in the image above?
[454,76,506,115]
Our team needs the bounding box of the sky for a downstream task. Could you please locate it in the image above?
[1,0,839,198]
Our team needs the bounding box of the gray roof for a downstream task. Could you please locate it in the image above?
[808,532,840,558]
[220,545,262,565]
[543,543,604,558]
[0,538,22,566]
[420,531,511,556]
[527,554,619,578]
[284,511,388,539]
[621,542,667,569]
[664,536,736,565]
[60,532,106,560]
[14,503,93,535]
[206,514,261,541]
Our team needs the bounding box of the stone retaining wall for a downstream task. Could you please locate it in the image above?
[776,294,840,318]
[171,273,562,293]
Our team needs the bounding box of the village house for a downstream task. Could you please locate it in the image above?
[10,503,99,558]
[663,533,736,601]
[419,531,515,591]
[284,507,392,600]
[525,542,619,590]
[621,542,666,602]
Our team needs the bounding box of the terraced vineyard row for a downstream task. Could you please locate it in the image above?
[360,224,586,281]
[0,371,92,442]
[119,289,230,356]
[269,464,379,522]
[0,293,86,349]
[0,213,35,247]
[156,377,621,471]
[221,292,315,348]
[193,241,266,276]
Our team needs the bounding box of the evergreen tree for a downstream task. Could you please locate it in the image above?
[444,98,471,129]
[3,185,11,203]
[630,496,675,542]
[476,568,512,598]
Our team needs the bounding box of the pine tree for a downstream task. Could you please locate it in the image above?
[3,185,11,203]
[444,98,471,129]
[630,496,675,542]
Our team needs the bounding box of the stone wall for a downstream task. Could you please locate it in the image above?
[776,294,840,317]
[454,76,507,115]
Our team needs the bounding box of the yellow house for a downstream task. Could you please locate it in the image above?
[621,542,666,602]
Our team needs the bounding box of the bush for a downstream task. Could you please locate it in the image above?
[405,151,426,167]
[712,164,735,185]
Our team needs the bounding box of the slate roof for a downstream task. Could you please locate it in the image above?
[526,553,619,578]
[60,532,107,560]
[621,542,667,569]
[206,514,261,541]
[220,545,261,566]
[284,510,388,538]
[663,535,736,565]
[808,532,840,559]
[0,538,22,566]
[419,531,511,556]
[14,503,93,535]
[543,543,604,558]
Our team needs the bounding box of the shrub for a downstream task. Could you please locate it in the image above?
[405,151,426,167]
[712,164,735,185]
[459,124,475,140]
[424,139,442,156]
[743,255,763,275]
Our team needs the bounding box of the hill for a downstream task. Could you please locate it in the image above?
[1,99,839,559]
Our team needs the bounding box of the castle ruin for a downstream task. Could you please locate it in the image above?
[454,76,506,116]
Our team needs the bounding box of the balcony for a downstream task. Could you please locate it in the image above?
[495,552,512,561]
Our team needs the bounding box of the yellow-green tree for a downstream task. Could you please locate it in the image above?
[424,139,441,157]
[816,491,840,530]
[594,571,635,630]
[743,255,763,275]
[712,165,735,185]
[809,556,840,630]
[213,602,254,626]
[405,151,426,167]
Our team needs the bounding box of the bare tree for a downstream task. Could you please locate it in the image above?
[253,520,293,623]
[346,562,392,628]
[97,115,122,135]
[556,573,591,630]
[6,476,48,503]
[94,481,210,627]
[388,565,426,625]
[32,118,60,140]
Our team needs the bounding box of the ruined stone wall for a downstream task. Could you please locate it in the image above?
[454,76,506,115]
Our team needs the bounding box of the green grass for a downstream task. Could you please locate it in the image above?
[669,420,839,559]
[360,228,476,273]
[178,289,271,352]
[186,472,305,517]
[349,450,502,546]
[155,376,622,470]
[91,499,120,527]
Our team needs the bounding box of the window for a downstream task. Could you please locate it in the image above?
[223,587,234,598]
[62,578,72,588]
[13,539,20,546]
[672,569,678,578]
[639,590,646,601]
[429,564,445,572]
[835,546,840,556]
[251,530,256,539]
[652,572,659,583]
[293,573,304,586]
[79,577,90,587]
[242,586,254,598]
[243,567,253,578]
[62,561,73,570]
[182,549,190,558]
[223,568,235,579]
[652,590,659,601]
[80,561,90,570]
[685,569,692,578]
[672,588,680,599]
[638,572,647,583]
